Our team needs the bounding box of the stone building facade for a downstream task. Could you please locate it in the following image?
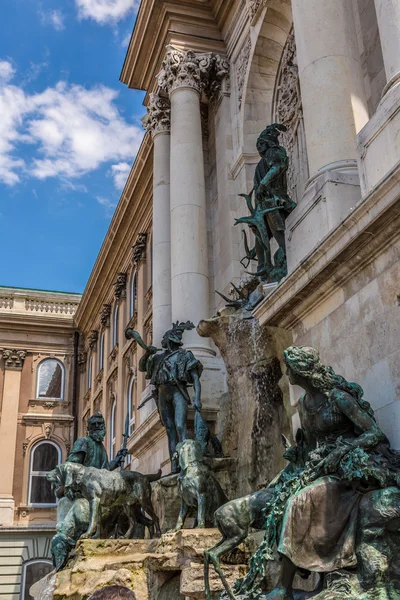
[2,0,400,596]
[0,287,80,599]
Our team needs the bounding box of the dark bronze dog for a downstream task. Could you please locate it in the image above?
[172,439,228,531]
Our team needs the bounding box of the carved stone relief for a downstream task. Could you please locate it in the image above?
[132,233,148,265]
[100,304,112,327]
[78,351,87,373]
[113,272,127,300]
[236,37,251,110]
[2,348,27,369]
[247,0,267,20]
[142,93,171,137]
[273,28,309,204]
[88,330,99,351]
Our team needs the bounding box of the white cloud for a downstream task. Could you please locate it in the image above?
[121,32,131,47]
[75,0,136,24]
[0,60,15,83]
[110,162,131,190]
[40,9,65,31]
[0,63,144,188]
[96,196,117,217]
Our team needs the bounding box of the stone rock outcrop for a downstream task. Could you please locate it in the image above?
[198,310,293,496]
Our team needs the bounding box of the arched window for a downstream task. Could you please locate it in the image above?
[112,304,119,347]
[98,330,105,372]
[21,559,53,600]
[28,441,61,506]
[129,270,137,319]
[110,400,116,460]
[87,353,93,390]
[127,376,136,436]
[36,359,65,400]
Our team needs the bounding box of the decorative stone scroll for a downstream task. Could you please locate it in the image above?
[132,232,148,265]
[157,45,229,104]
[100,304,112,327]
[2,348,27,370]
[78,351,87,373]
[142,93,171,137]
[273,28,309,204]
[247,0,267,19]
[88,330,99,351]
[113,272,127,300]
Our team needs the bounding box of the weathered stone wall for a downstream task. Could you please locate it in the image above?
[198,312,292,497]
[290,237,400,448]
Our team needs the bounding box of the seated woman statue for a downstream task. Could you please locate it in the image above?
[236,346,400,600]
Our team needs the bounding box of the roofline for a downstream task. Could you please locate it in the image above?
[0,285,82,297]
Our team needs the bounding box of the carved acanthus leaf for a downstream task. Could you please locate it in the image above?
[236,38,251,110]
[247,0,267,19]
[142,93,171,136]
[157,45,229,104]
[2,348,27,369]
[88,330,99,351]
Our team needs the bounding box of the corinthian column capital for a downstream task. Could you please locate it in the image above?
[157,45,229,102]
[142,93,171,137]
[2,348,27,370]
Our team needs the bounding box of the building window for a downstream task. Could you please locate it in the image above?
[28,441,61,506]
[87,353,93,390]
[127,376,136,436]
[21,559,53,600]
[98,330,105,371]
[112,304,119,347]
[36,359,65,400]
[129,270,137,319]
[110,400,116,460]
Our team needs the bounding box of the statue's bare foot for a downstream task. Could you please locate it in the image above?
[258,587,294,600]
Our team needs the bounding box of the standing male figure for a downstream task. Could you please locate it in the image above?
[125,322,203,473]
[253,123,296,280]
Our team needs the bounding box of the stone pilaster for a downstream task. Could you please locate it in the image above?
[0,349,27,524]
[374,0,400,98]
[143,94,172,346]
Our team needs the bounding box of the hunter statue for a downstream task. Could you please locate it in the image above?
[46,413,128,570]
[125,321,203,473]
[236,123,296,283]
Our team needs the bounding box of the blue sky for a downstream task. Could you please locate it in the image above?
[0,0,145,293]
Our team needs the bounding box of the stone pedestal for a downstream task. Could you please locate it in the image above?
[53,532,248,600]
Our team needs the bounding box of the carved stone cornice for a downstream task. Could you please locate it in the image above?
[100,304,112,327]
[157,45,229,103]
[113,272,127,300]
[132,233,148,265]
[88,330,99,351]
[142,93,171,137]
[2,348,27,370]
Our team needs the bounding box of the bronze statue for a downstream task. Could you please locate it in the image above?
[46,413,129,570]
[236,123,296,283]
[208,347,400,600]
[125,322,203,473]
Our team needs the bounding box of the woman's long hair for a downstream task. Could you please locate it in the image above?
[283,346,375,420]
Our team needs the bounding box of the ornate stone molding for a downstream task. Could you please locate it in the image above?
[142,93,171,137]
[247,0,267,19]
[236,37,251,110]
[78,351,87,373]
[2,348,27,370]
[132,233,148,265]
[100,304,112,327]
[157,45,229,103]
[88,330,99,351]
[113,272,127,300]
[123,351,137,377]
[28,399,58,409]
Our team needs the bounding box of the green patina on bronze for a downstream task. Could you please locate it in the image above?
[208,346,400,600]
[236,123,296,283]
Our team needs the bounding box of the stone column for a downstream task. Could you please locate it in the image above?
[143,94,172,347]
[157,47,228,354]
[292,0,368,179]
[286,1,369,270]
[374,0,400,97]
[0,349,27,525]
